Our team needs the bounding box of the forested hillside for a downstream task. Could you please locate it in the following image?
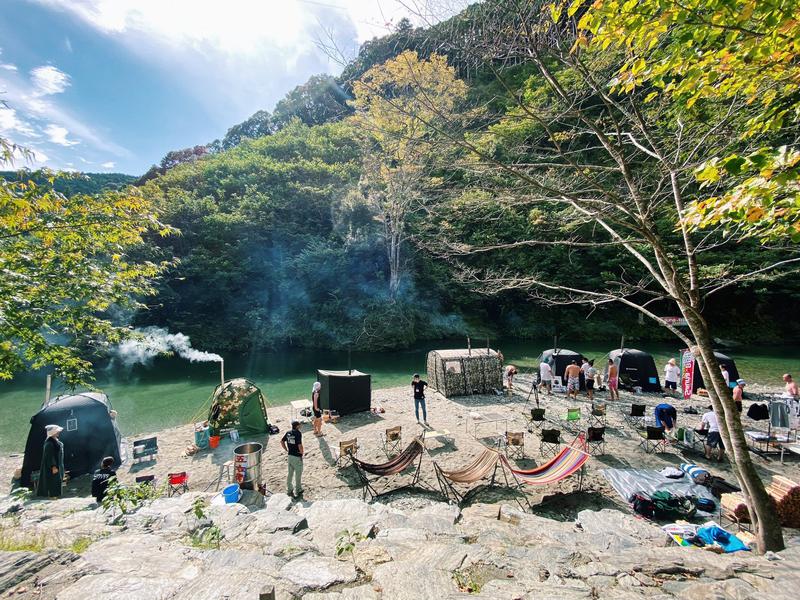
[0,171,136,196]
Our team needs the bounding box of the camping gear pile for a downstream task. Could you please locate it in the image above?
[207,378,270,435]
[427,349,502,397]
[722,475,800,528]
[662,522,750,553]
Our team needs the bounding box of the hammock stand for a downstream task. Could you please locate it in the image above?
[501,433,590,491]
[433,448,529,509]
[350,437,427,500]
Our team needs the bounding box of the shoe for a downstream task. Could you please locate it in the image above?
[287,490,294,497]
[424,421,430,427]
[296,489,304,497]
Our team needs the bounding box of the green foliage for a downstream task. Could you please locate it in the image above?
[190,524,223,550]
[0,171,136,197]
[0,171,175,385]
[101,479,162,521]
[70,537,92,554]
[334,528,366,561]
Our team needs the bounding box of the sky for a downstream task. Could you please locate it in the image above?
[0,0,458,175]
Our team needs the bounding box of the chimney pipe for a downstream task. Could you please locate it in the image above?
[44,374,52,407]
[467,336,471,356]
[220,359,225,386]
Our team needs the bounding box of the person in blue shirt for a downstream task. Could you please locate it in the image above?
[655,402,678,435]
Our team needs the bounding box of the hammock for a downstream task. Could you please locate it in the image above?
[350,438,426,499]
[502,435,589,486]
[437,448,501,484]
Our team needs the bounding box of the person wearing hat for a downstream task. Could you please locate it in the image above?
[733,379,746,412]
[663,358,680,396]
[311,381,323,437]
[280,420,304,497]
[36,425,65,499]
[699,405,724,461]
[411,373,428,426]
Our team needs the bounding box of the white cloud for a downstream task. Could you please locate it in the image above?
[0,107,36,137]
[101,161,115,169]
[45,123,80,146]
[30,65,71,95]
[0,63,17,71]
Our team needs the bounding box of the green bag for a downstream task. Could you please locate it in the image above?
[651,490,697,519]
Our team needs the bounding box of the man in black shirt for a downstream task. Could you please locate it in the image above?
[281,420,304,497]
[91,456,116,504]
[411,373,428,426]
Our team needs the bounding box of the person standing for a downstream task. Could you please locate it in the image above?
[505,364,518,392]
[585,360,597,401]
[720,364,730,388]
[311,381,323,437]
[412,373,428,425]
[784,374,799,398]
[281,421,304,497]
[699,405,724,461]
[36,425,65,499]
[539,360,553,395]
[607,359,620,401]
[91,457,117,504]
[664,358,680,396]
[732,378,745,412]
[564,360,581,400]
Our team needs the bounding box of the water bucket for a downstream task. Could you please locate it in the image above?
[233,442,263,491]
[194,427,210,449]
[209,435,221,449]
[222,483,240,504]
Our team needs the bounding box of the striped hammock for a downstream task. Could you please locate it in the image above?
[502,435,589,485]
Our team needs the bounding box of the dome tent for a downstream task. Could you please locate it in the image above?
[608,348,662,393]
[21,392,122,488]
[208,378,269,435]
[537,348,585,383]
[692,351,740,393]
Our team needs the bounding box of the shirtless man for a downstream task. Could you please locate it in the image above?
[564,360,581,400]
[607,358,619,401]
[784,374,799,398]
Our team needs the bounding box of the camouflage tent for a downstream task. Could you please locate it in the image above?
[426,349,502,398]
[208,378,269,435]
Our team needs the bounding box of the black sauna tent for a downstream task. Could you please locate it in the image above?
[537,349,586,383]
[693,351,740,393]
[21,392,122,488]
[608,348,663,392]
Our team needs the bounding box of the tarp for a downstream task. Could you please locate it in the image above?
[601,468,717,508]
[208,378,269,435]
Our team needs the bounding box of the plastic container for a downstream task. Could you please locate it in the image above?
[233,442,263,490]
[209,435,221,449]
[222,483,240,504]
[194,427,210,449]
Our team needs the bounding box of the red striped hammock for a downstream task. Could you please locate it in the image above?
[502,434,589,485]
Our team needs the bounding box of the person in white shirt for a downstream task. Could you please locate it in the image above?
[539,361,552,395]
[720,365,730,388]
[664,358,680,396]
[699,405,724,461]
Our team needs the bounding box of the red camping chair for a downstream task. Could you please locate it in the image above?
[167,472,189,496]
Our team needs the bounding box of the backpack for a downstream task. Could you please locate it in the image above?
[629,491,655,518]
[651,490,697,519]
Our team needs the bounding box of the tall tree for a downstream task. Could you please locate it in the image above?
[350,50,468,297]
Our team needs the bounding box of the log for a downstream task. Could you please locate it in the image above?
[723,476,800,528]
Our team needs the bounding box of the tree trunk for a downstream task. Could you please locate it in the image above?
[387,226,402,299]
[682,308,784,552]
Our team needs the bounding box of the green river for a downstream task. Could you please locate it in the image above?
[1,339,798,452]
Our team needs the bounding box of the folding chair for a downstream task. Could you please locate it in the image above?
[132,437,158,463]
[336,439,359,467]
[638,426,668,454]
[504,431,525,459]
[624,404,647,429]
[135,474,155,486]
[587,427,605,456]
[540,428,561,457]
[526,408,546,432]
[589,403,607,427]
[167,472,189,496]
[380,426,402,457]
[562,408,582,433]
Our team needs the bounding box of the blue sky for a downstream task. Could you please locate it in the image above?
[0,0,458,175]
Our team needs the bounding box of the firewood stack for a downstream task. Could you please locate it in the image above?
[721,475,800,528]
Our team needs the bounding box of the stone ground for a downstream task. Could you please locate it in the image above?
[2,381,800,598]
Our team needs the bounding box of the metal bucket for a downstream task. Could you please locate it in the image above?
[233,442,263,490]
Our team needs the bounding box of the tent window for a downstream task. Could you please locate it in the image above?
[445,361,462,374]
[66,418,78,431]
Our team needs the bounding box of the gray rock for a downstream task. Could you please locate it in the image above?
[278,556,358,592]
[57,573,184,600]
[372,561,457,599]
[265,492,293,512]
[304,585,380,600]
[575,509,664,551]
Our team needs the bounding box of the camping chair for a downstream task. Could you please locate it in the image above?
[380,426,402,457]
[589,403,607,427]
[135,474,155,486]
[504,431,525,459]
[587,427,605,456]
[132,437,158,463]
[638,426,668,454]
[540,428,561,457]
[526,408,546,432]
[336,439,359,467]
[167,472,189,496]
[624,404,647,429]
[561,408,582,433]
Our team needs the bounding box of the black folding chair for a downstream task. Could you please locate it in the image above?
[638,426,668,453]
[624,403,647,429]
[526,408,546,432]
[540,428,561,457]
[589,403,607,427]
[587,426,605,455]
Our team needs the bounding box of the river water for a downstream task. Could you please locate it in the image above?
[1,339,797,452]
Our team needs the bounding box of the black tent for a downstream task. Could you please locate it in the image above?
[317,370,371,416]
[692,351,740,393]
[21,392,122,488]
[608,348,662,393]
[537,348,586,385]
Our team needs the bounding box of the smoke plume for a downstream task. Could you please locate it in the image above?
[113,327,222,367]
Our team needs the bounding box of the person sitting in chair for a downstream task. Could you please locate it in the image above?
[91,456,117,504]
